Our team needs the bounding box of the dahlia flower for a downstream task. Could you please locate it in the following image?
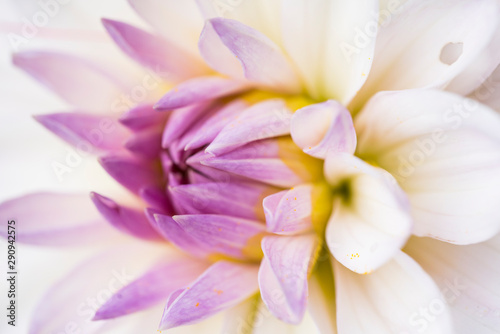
[1,0,500,333]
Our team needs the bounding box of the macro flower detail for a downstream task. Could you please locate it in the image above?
[1,0,500,334]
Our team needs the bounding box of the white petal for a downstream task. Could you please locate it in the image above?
[281,0,378,103]
[334,251,453,334]
[405,235,500,333]
[325,154,412,274]
[356,89,500,244]
[308,258,338,334]
[352,0,499,110]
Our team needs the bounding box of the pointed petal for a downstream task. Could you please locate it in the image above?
[259,234,319,324]
[0,192,118,246]
[334,251,453,334]
[263,183,332,235]
[94,257,208,320]
[325,154,412,274]
[172,214,266,261]
[203,137,323,188]
[159,261,259,329]
[155,76,249,110]
[119,104,167,131]
[185,99,249,150]
[291,100,356,159]
[282,0,378,102]
[161,102,212,147]
[356,89,500,244]
[168,181,277,220]
[13,51,128,112]
[34,112,129,153]
[124,126,162,159]
[139,186,174,214]
[206,99,292,156]
[102,19,207,81]
[98,153,162,194]
[406,235,500,333]
[199,18,301,93]
[127,0,205,58]
[91,192,162,241]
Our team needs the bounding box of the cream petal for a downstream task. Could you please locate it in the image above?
[334,251,453,334]
[356,89,500,244]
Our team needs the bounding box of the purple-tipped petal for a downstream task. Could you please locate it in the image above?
[291,100,357,159]
[161,102,212,147]
[13,51,128,112]
[206,99,292,156]
[203,138,323,188]
[159,261,259,330]
[172,214,266,261]
[264,184,331,235]
[153,213,210,258]
[94,257,209,320]
[199,18,301,93]
[119,104,168,131]
[259,234,319,324]
[0,192,119,246]
[91,192,163,241]
[124,126,163,159]
[185,99,249,150]
[139,186,174,215]
[99,153,162,194]
[168,181,277,220]
[34,112,129,153]
[102,18,208,81]
[155,76,249,110]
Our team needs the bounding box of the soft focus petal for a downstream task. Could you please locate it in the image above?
[405,235,500,333]
[325,154,412,274]
[13,51,129,112]
[356,89,500,244]
[159,261,259,329]
[308,258,337,334]
[334,251,453,334]
[118,104,168,131]
[291,100,356,159]
[0,192,119,246]
[259,234,319,324]
[102,18,208,82]
[94,256,209,320]
[34,112,129,153]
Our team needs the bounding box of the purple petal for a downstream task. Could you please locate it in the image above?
[34,112,129,153]
[202,138,323,188]
[159,261,259,329]
[168,181,278,220]
[291,100,357,159]
[264,184,331,235]
[124,126,162,159]
[152,213,210,258]
[12,51,128,112]
[102,18,208,81]
[161,102,212,147]
[155,76,249,111]
[91,192,162,241]
[206,99,292,156]
[199,18,301,93]
[139,186,174,215]
[119,104,168,131]
[99,153,162,194]
[185,99,249,150]
[0,192,118,246]
[94,257,209,320]
[259,234,319,324]
[171,214,266,261]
